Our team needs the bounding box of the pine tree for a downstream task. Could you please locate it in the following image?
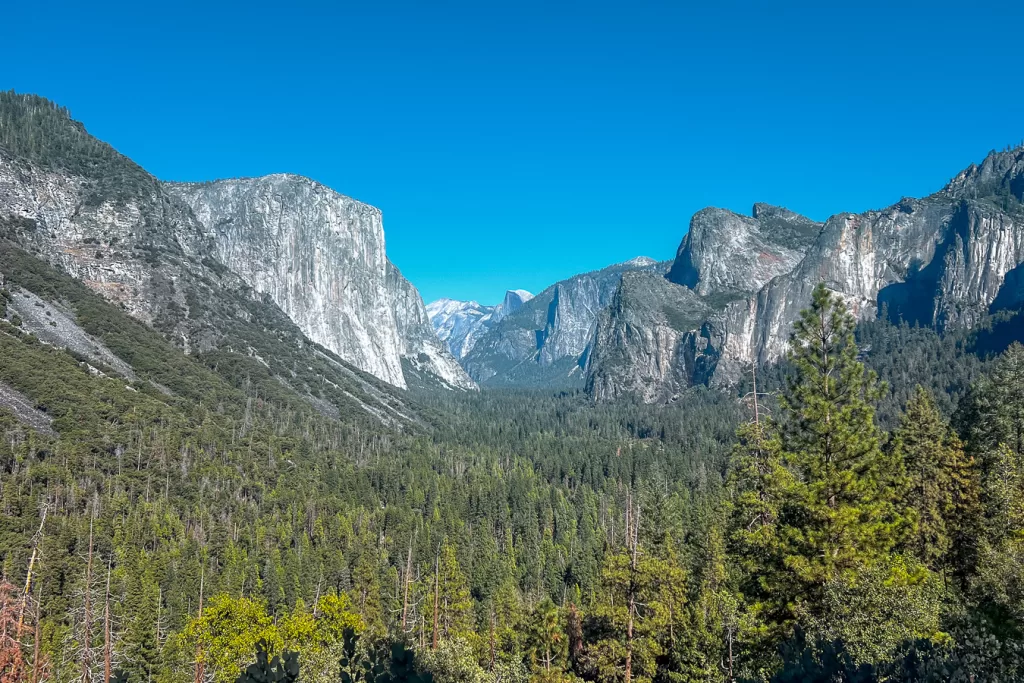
[527,598,566,681]
[778,284,902,592]
[728,418,793,632]
[892,387,981,573]
[960,342,1024,464]
[973,440,1024,622]
[119,552,162,682]
[430,540,473,645]
[587,501,688,683]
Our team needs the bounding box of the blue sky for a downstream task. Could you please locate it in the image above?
[4,1,1024,305]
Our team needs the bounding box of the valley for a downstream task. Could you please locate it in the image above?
[1,90,1024,682]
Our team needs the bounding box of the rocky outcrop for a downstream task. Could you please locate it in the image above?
[167,175,474,391]
[587,146,1024,401]
[500,289,533,318]
[586,271,717,402]
[0,145,208,337]
[666,204,821,295]
[460,258,669,387]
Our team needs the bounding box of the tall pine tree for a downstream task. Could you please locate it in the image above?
[778,284,902,591]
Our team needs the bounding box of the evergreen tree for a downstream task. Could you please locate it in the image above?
[586,505,688,683]
[974,442,1024,621]
[959,342,1024,464]
[430,539,474,646]
[778,284,902,594]
[892,386,981,573]
[526,599,567,682]
[727,418,793,644]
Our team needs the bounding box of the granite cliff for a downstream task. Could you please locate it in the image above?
[0,92,468,427]
[166,176,475,390]
[586,147,1024,401]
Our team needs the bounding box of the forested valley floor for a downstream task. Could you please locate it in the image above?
[2,270,1024,682]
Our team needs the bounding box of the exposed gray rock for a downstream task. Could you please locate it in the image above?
[587,146,1024,401]
[499,289,533,318]
[166,175,474,391]
[6,287,135,379]
[586,271,716,402]
[0,146,213,340]
[386,261,477,390]
[667,204,821,296]
[461,258,669,387]
[0,381,56,436]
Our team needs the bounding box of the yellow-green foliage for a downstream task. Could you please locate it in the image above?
[179,592,364,683]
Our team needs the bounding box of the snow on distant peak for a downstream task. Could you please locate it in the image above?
[427,288,534,359]
[620,256,657,268]
[426,298,482,319]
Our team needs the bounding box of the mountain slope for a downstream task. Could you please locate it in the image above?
[586,146,1024,400]
[460,257,669,387]
[0,235,419,428]
[0,91,425,422]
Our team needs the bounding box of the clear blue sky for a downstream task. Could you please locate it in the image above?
[4,1,1023,305]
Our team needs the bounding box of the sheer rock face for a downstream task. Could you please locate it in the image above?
[460,258,669,387]
[667,204,822,296]
[385,262,478,390]
[587,147,1024,401]
[166,176,475,390]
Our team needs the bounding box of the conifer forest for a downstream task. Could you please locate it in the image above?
[3,247,1024,682]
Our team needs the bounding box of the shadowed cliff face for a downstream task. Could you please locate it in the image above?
[166,176,475,391]
[587,147,1024,401]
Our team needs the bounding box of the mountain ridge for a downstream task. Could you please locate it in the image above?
[585,144,1024,401]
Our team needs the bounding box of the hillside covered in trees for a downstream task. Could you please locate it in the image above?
[2,201,1024,683]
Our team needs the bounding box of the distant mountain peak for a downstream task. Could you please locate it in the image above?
[619,256,658,268]
[499,289,533,316]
